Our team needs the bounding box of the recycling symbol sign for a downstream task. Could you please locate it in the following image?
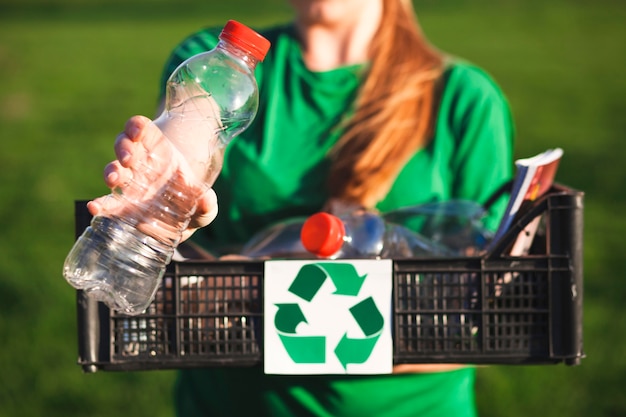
[264,259,393,375]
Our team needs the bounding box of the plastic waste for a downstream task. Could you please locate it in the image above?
[241,200,492,259]
[300,211,449,259]
[382,199,493,256]
[240,217,314,259]
[63,21,271,315]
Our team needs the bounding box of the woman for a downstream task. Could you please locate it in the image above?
[91,0,514,415]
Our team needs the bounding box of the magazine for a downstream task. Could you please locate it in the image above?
[490,148,564,254]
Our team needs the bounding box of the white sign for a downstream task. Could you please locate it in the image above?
[263,259,393,375]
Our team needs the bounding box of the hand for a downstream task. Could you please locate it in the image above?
[87,115,219,242]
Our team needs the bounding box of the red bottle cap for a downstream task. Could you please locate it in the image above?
[220,20,271,62]
[301,212,346,257]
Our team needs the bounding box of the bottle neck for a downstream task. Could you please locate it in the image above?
[217,40,261,71]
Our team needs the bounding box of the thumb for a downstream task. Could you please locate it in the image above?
[182,188,219,241]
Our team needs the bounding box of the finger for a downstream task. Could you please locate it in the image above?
[124,115,153,142]
[181,188,219,242]
[118,116,173,178]
[103,160,134,189]
[190,188,219,229]
[114,115,154,167]
[113,131,136,168]
[86,199,104,217]
[125,115,168,156]
[87,194,117,217]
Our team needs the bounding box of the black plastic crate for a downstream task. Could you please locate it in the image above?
[74,184,584,373]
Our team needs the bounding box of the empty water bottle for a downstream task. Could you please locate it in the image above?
[382,200,493,255]
[241,217,314,259]
[64,21,271,315]
[300,211,449,259]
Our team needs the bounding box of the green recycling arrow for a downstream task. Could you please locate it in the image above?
[288,263,367,301]
[349,296,384,336]
[334,333,381,369]
[275,303,326,363]
[287,264,327,302]
[320,263,367,296]
[334,296,384,369]
[274,303,307,333]
[278,334,326,363]
[275,262,384,369]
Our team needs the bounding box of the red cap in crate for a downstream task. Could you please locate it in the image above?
[301,212,346,257]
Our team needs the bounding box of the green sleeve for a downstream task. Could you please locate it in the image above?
[440,63,515,230]
[377,63,514,232]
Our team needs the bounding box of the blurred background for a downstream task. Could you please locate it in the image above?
[0,0,624,415]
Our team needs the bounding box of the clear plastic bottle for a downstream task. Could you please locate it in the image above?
[240,217,314,259]
[300,211,449,259]
[382,200,493,256]
[63,20,271,315]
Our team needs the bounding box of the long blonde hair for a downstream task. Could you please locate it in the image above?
[327,0,445,208]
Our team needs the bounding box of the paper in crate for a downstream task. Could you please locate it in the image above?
[490,148,563,254]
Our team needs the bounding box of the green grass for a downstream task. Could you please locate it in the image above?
[1,0,624,416]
